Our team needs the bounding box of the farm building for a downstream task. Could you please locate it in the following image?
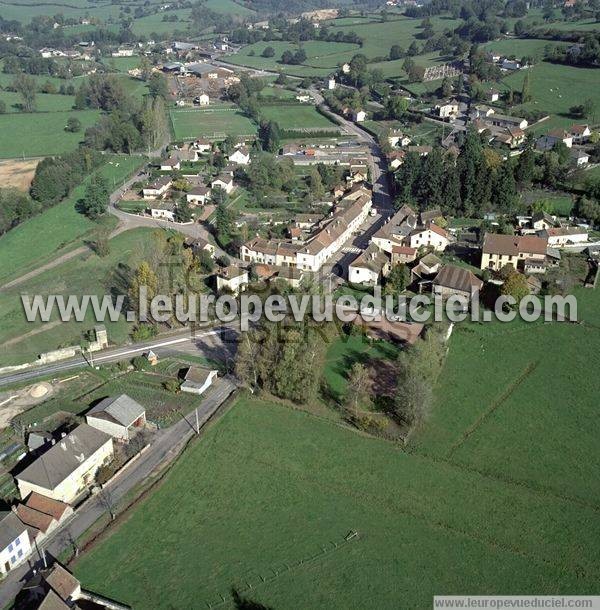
[86,394,146,441]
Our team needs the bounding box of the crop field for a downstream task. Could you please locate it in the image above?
[170,105,257,139]
[73,389,600,608]
[0,155,144,287]
[0,109,100,158]
[260,104,338,129]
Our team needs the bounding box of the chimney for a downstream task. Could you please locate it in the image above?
[60,442,67,451]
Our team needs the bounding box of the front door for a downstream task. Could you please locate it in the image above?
[4,562,10,572]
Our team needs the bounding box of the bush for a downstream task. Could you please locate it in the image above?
[132,355,151,371]
[163,379,180,393]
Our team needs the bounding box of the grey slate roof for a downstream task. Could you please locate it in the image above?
[87,394,145,428]
[0,511,26,551]
[15,424,112,491]
[433,264,483,294]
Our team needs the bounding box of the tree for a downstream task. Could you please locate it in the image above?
[0,100,6,114]
[129,261,158,317]
[175,200,193,223]
[65,116,82,132]
[384,263,410,295]
[500,269,529,305]
[197,249,214,274]
[12,73,37,112]
[78,174,109,219]
[148,73,169,99]
[345,362,371,419]
[407,41,420,56]
[262,46,275,57]
[521,71,531,103]
[389,44,404,60]
[308,166,324,200]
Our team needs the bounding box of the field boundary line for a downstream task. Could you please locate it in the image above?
[446,361,539,459]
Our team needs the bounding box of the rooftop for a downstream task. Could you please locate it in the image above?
[87,394,145,428]
[15,424,112,491]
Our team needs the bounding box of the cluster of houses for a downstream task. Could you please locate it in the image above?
[140,142,251,222]
[347,202,590,297]
[240,184,373,274]
[0,362,221,577]
[280,142,370,169]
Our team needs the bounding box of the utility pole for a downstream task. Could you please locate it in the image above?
[195,408,199,434]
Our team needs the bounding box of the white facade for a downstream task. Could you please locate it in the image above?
[211,178,234,193]
[408,228,449,251]
[150,207,176,221]
[228,149,250,165]
[0,519,31,575]
[197,93,209,106]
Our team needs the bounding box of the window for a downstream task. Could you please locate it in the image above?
[10,556,15,564]
[14,537,20,546]
[17,549,23,558]
[7,544,12,552]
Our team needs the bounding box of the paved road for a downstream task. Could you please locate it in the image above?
[0,326,234,388]
[0,377,236,608]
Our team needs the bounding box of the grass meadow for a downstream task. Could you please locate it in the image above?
[0,226,153,366]
[259,104,338,129]
[170,105,257,139]
[72,387,600,608]
[0,110,100,158]
[0,155,144,287]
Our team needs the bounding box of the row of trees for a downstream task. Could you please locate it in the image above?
[394,129,573,217]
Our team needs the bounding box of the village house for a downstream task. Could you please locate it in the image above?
[242,188,372,272]
[486,88,500,102]
[435,99,460,119]
[15,492,72,543]
[187,185,212,205]
[411,253,443,287]
[371,205,418,253]
[192,138,212,153]
[387,150,406,169]
[180,367,219,395]
[432,264,483,302]
[569,124,591,144]
[216,265,249,294]
[15,424,114,505]
[485,113,528,131]
[571,149,590,167]
[195,92,210,106]
[391,245,417,265]
[327,77,336,90]
[211,174,234,193]
[408,224,451,252]
[160,156,181,171]
[531,211,556,232]
[348,244,391,286]
[229,146,251,165]
[0,512,31,575]
[480,233,548,272]
[186,237,216,258]
[536,129,573,151]
[149,202,176,222]
[352,109,367,123]
[142,176,172,200]
[86,394,146,441]
[494,127,525,149]
[539,226,588,247]
[388,131,412,147]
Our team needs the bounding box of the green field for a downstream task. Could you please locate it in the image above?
[260,104,338,129]
[73,387,600,608]
[0,156,144,287]
[130,9,193,36]
[0,109,100,158]
[226,39,359,76]
[170,105,257,139]
[0,91,77,113]
[0,227,154,366]
[488,60,600,133]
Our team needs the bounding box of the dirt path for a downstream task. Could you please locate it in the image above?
[0,319,63,348]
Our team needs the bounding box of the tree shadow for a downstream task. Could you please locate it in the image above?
[231,588,273,610]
